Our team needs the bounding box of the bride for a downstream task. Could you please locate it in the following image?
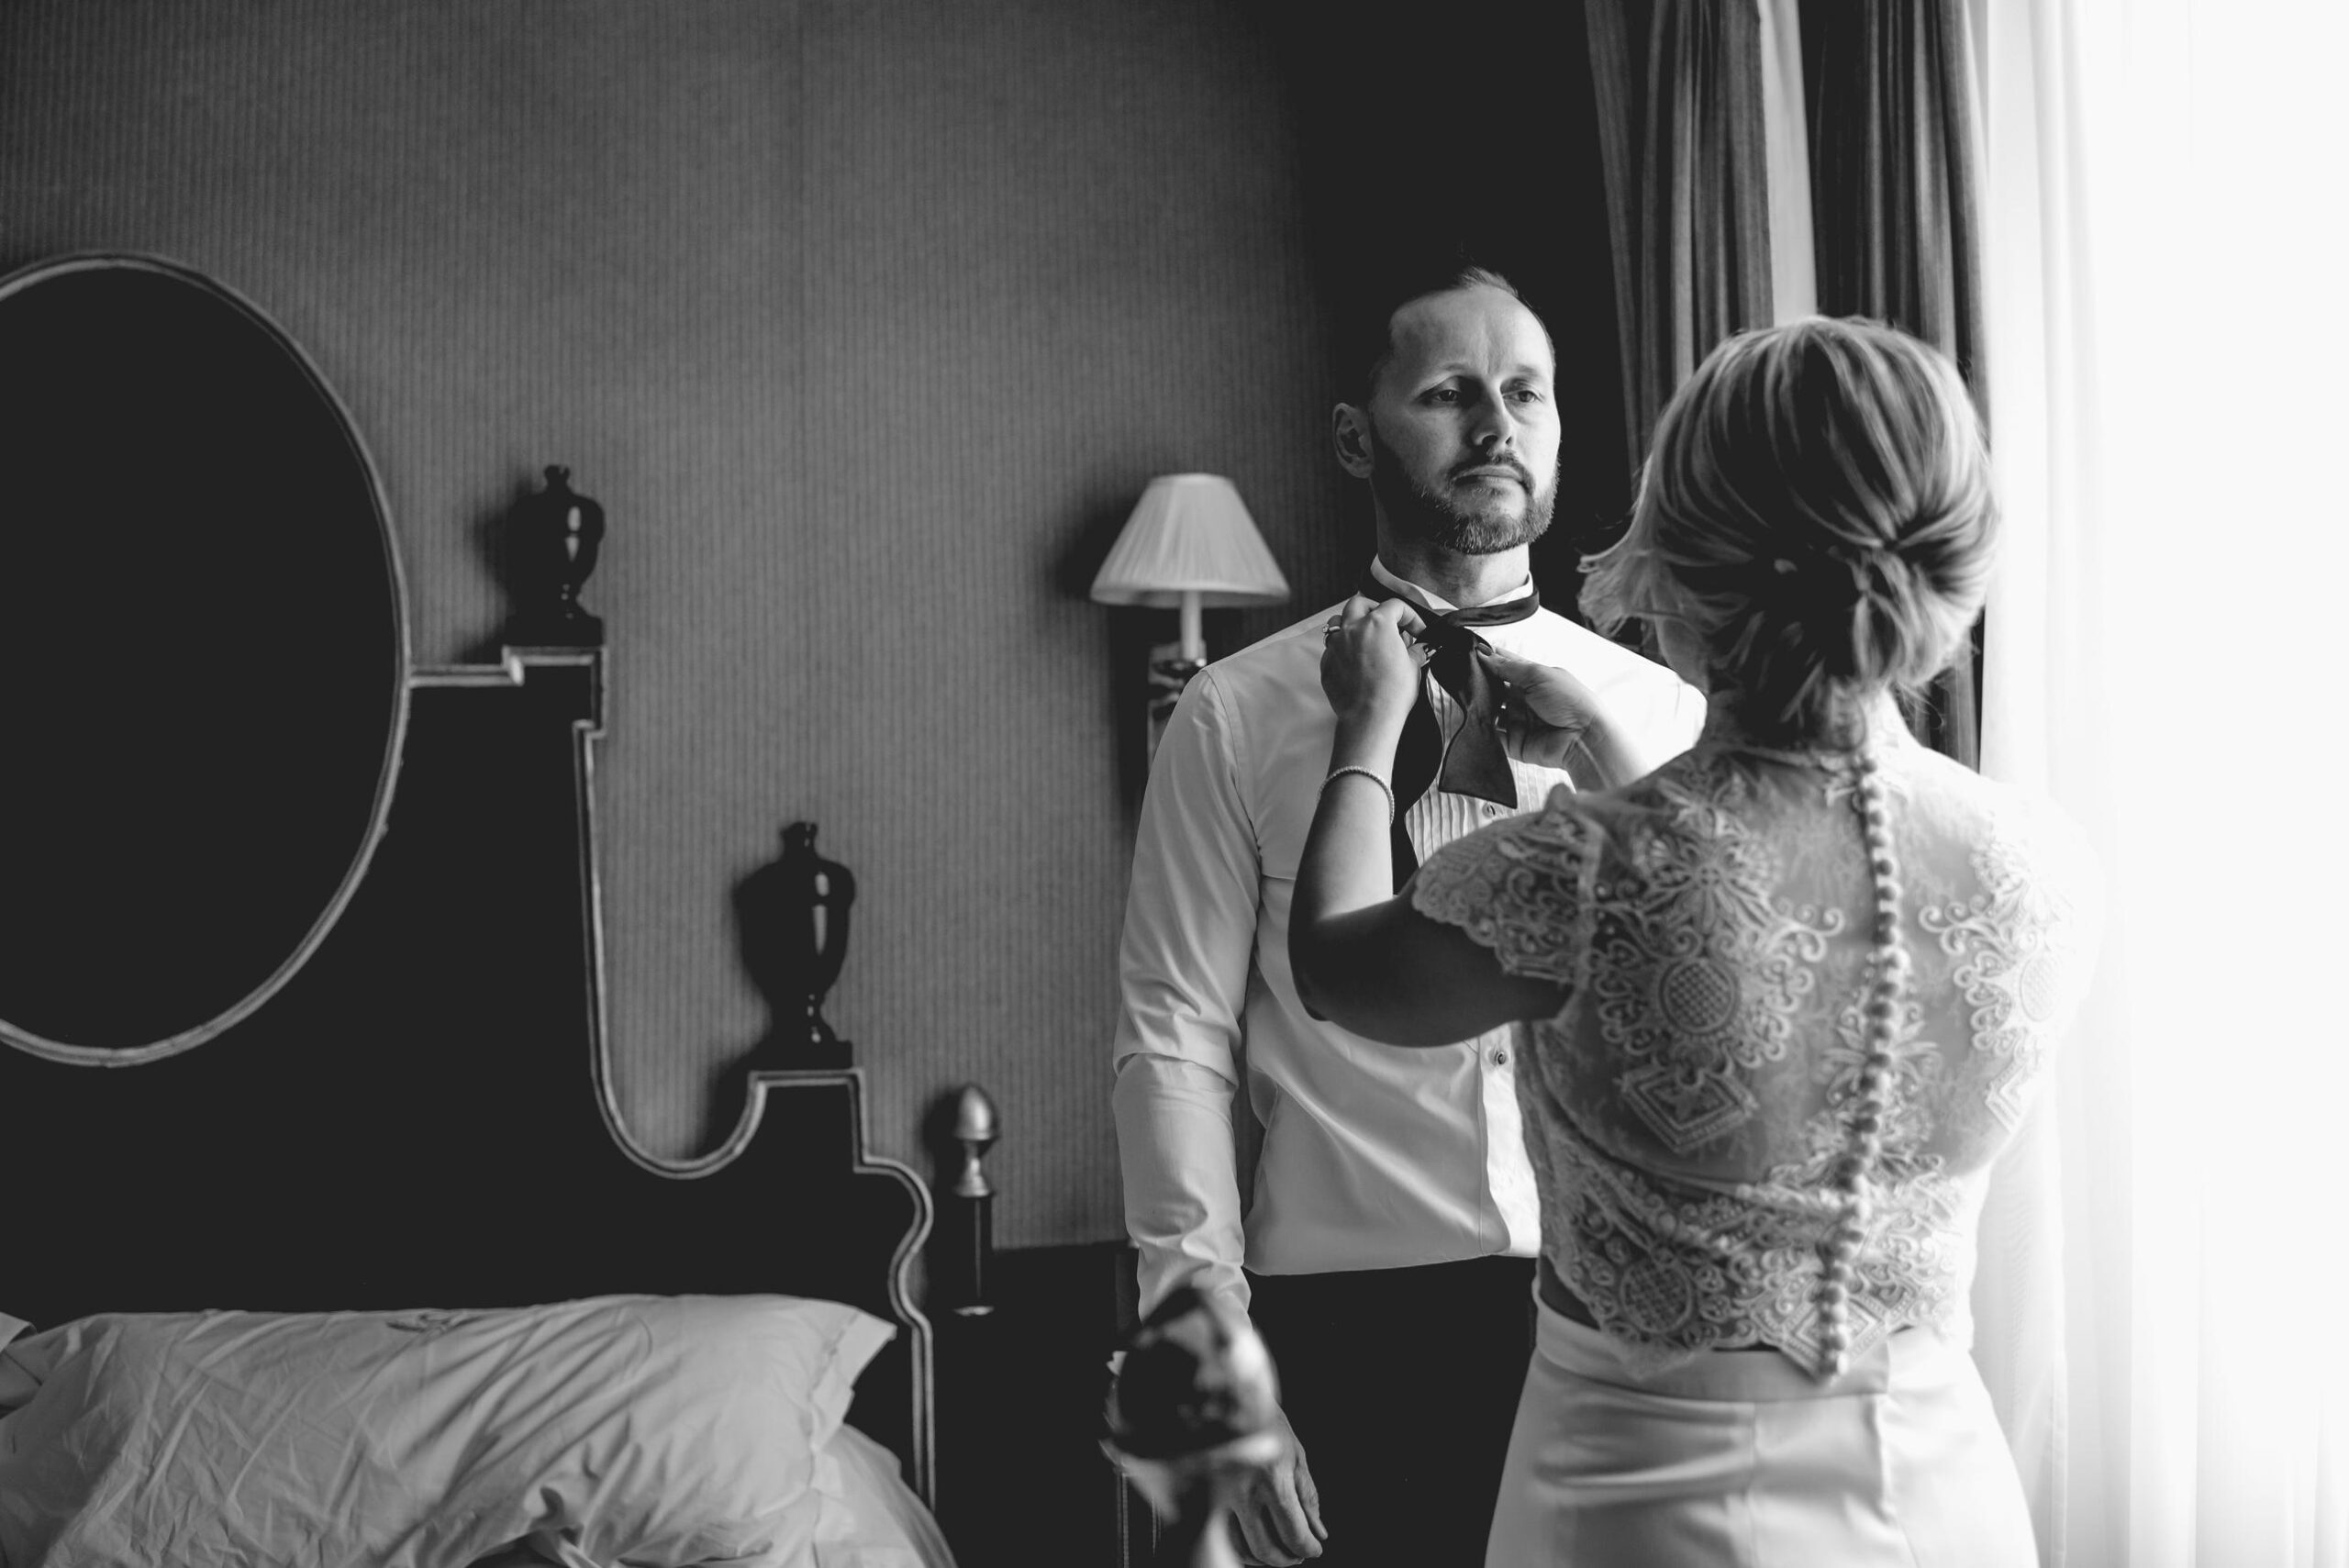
[1289,317,2099,1565]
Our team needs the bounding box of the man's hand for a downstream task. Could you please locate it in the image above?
[1230,1401,1326,1564]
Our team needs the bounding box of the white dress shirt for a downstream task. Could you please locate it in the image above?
[1111,562,1706,1317]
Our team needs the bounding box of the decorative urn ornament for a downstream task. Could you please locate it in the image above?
[507,464,606,646]
[740,821,856,1068]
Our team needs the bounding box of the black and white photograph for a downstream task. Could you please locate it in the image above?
[0,3,2340,1565]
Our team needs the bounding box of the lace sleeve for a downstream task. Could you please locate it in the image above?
[1408,791,1600,988]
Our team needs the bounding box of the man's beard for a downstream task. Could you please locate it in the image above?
[1366,424,1557,556]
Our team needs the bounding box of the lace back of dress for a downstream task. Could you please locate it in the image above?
[1814,740,1908,1380]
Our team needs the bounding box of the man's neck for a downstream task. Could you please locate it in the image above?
[1373,539,1534,611]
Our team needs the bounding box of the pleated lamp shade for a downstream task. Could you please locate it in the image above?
[1089,474,1290,662]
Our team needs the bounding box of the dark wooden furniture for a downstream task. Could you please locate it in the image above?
[930,1240,1165,1565]
[0,650,937,1502]
[0,253,935,1503]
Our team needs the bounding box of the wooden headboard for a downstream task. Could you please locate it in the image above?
[0,254,935,1504]
[0,649,937,1499]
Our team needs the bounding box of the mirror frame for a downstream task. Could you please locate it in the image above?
[0,252,413,1066]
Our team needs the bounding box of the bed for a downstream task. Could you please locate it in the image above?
[0,253,952,1568]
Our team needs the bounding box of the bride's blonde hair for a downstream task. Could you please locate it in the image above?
[1582,317,1997,742]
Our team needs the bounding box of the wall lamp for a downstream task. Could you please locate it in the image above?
[1088,473,1290,754]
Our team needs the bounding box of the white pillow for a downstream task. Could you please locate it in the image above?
[0,1294,895,1568]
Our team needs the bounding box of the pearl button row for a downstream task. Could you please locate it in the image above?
[1815,742,1908,1380]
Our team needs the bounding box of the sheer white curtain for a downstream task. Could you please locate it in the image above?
[1971,0,2349,1563]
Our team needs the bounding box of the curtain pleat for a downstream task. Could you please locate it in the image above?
[1800,0,1987,766]
[1586,0,1776,486]
[1806,0,1986,372]
[1757,0,1820,324]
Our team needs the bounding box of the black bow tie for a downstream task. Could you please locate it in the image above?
[1356,572,1541,887]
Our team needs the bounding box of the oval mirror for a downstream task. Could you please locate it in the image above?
[0,254,408,1062]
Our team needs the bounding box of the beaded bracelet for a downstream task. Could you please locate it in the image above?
[1322,765,1396,825]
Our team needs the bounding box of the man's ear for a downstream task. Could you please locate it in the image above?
[1331,403,1375,479]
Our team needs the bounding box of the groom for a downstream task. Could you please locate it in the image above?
[1112,264,1702,1565]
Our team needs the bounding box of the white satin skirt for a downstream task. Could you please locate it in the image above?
[1484,1299,2037,1567]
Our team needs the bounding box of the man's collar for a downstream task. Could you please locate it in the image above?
[1367,556,1536,616]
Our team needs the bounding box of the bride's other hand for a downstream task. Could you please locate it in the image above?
[1319,595,1424,740]
[1486,651,1650,788]
[1483,651,1602,769]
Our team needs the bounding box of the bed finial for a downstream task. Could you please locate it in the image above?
[951,1084,998,1198]
[930,1083,998,1317]
[1103,1285,1285,1568]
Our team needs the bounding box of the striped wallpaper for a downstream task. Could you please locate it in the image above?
[0,0,1368,1249]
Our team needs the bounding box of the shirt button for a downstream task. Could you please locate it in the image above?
[1482,803,1502,817]
[1492,1047,1508,1066]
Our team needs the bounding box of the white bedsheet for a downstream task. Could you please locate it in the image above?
[515,1424,956,1568]
[808,1424,957,1568]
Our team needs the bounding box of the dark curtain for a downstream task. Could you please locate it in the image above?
[1585,0,1777,485]
[1270,3,1642,617]
[1803,0,1987,766]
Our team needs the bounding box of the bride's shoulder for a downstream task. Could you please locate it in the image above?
[1515,755,1718,869]
[1906,748,2089,843]
[1898,752,2104,913]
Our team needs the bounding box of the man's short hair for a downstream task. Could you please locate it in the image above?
[1342,261,1531,403]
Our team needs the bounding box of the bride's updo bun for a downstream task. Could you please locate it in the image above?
[1583,317,1996,743]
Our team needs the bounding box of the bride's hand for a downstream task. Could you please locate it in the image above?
[1319,595,1425,740]
[1484,651,1610,772]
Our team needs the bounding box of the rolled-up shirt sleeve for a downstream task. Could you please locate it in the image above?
[1110,669,1262,1317]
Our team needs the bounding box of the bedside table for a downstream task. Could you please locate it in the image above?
[933,1241,1150,1566]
